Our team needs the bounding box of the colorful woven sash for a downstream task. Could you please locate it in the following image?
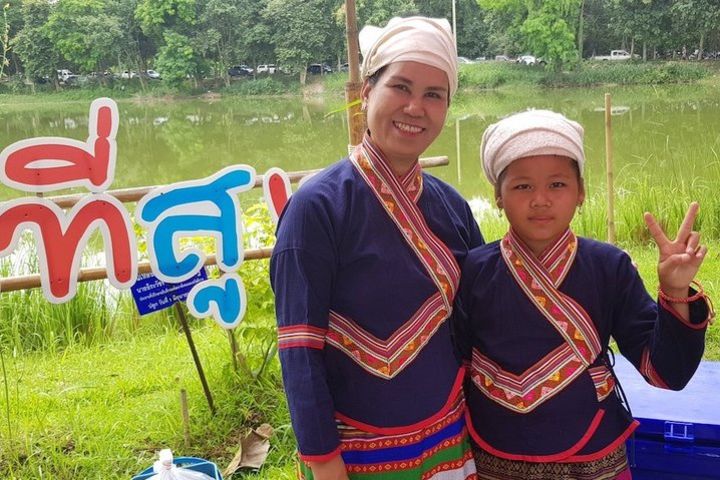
[471,229,604,413]
[324,136,461,380]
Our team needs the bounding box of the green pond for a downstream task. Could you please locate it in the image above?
[1,83,719,217]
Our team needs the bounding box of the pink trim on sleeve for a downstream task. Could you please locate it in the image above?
[299,446,342,462]
[659,298,710,330]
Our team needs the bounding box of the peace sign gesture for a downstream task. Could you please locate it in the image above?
[644,202,707,297]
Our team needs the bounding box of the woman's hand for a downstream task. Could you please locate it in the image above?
[644,201,707,299]
[307,455,350,480]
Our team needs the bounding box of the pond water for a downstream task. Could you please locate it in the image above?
[1,83,719,210]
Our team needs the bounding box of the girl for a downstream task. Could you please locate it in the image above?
[457,109,713,479]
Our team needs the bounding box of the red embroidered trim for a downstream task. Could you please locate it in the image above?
[659,297,711,330]
[559,420,639,463]
[640,347,669,389]
[326,293,447,379]
[470,345,585,413]
[351,138,460,310]
[466,409,605,462]
[299,446,342,462]
[335,367,465,435]
[588,365,616,402]
[278,325,327,350]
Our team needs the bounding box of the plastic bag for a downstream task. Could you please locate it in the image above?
[147,449,214,480]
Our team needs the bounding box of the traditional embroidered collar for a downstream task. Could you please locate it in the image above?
[359,134,423,203]
[506,227,577,286]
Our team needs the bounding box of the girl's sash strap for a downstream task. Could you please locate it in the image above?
[470,229,604,413]
[501,229,601,364]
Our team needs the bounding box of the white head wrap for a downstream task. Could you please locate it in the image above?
[359,16,458,97]
[480,109,585,185]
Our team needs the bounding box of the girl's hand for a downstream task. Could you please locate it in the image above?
[307,455,350,480]
[644,202,707,298]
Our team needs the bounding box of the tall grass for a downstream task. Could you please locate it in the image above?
[473,173,720,246]
[542,61,709,87]
[0,202,277,354]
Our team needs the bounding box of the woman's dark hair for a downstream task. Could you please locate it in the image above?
[367,66,388,86]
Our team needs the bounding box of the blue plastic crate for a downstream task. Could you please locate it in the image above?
[614,355,720,479]
[132,456,223,480]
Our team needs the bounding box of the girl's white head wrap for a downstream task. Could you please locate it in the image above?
[359,16,458,97]
[480,109,585,185]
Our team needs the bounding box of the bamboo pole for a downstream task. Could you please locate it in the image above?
[0,157,448,293]
[604,93,616,244]
[345,0,365,147]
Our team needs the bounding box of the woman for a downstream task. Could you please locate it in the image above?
[270,16,483,480]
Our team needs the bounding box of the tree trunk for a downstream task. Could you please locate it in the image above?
[699,32,705,61]
[642,42,647,61]
[300,68,307,86]
[577,0,585,58]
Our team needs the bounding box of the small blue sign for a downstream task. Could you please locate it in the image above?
[131,268,208,315]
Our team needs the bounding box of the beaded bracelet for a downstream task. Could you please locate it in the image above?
[658,280,705,304]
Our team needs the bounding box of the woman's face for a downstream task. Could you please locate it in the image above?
[361,61,449,172]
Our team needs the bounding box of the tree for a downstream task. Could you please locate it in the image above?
[672,0,720,60]
[357,0,417,27]
[1,3,10,78]
[264,0,337,83]
[13,0,62,85]
[44,0,124,73]
[480,0,581,69]
[136,0,201,84]
[155,31,194,85]
[198,0,244,85]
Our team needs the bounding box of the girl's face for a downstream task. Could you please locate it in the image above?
[361,61,449,174]
[497,155,585,256]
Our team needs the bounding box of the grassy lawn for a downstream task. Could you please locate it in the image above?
[0,241,718,479]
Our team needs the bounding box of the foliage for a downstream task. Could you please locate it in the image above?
[263,0,339,83]
[542,60,709,86]
[155,31,195,85]
[225,76,298,95]
[11,0,61,83]
[0,4,10,79]
[45,0,124,73]
[480,0,582,69]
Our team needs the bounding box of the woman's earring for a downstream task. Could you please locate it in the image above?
[577,202,583,214]
[361,100,367,112]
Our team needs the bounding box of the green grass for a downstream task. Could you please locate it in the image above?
[0,313,296,480]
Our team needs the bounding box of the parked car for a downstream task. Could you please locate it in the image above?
[120,70,138,79]
[591,50,637,61]
[494,55,512,61]
[145,69,161,79]
[474,56,487,62]
[56,69,78,83]
[457,56,474,64]
[307,63,332,74]
[516,55,546,66]
[228,65,253,77]
[257,64,277,74]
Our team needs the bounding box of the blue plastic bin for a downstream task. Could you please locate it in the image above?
[614,355,720,479]
[132,456,223,480]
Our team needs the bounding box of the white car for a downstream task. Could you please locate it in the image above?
[146,69,161,79]
[457,56,475,64]
[257,64,277,74]
[517,55,546,66]
[120,70,137,79]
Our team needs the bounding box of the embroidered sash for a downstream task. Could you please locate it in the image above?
[324,136,461,380]
[471,229,603,413]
